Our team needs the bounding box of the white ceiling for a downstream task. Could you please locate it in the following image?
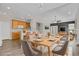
[0,3,79,22]
[0,3,66,20]
[40,3,79,24]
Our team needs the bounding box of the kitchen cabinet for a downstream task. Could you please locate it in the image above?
[12,19,30,29]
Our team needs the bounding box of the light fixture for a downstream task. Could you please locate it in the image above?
[56,19,61,25]
[7,7,11,10]
[39,3,43,9]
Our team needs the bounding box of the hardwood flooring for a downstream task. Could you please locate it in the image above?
[0,39,24,56]
[0,39,76,56]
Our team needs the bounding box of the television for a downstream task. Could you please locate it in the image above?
[60,27,65,31]
[45,26,49,29]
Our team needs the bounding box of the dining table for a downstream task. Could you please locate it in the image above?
[30,35,63,56]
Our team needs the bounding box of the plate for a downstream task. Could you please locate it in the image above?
[34,40,42,42]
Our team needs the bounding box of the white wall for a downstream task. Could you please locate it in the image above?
[0,20,12,40]
[76,15,79,42]
[75,7,79,42]
[31,18,37,32]
[0,20,12,46]
[31,17,43,32]
[0,22,3,46]
[71,8,79,56]
[1,20,12,39]
[31,16,50,35]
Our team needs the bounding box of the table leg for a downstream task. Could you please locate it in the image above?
[48,46,50,56]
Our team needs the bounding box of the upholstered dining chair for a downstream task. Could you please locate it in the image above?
[60,36,68,41]
[52,40,68,56]
[21,40,42,56]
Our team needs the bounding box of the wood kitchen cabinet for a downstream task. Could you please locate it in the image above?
[12,19,30,29]
[12,32,20,40]
[12,19,30,40]
[12,20,19,29]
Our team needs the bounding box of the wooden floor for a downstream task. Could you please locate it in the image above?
[0,39,24,56]
[0,39,77,56]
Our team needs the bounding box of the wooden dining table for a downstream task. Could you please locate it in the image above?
[31,36,63,56]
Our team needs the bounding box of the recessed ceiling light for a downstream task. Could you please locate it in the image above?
[7,7,11,10]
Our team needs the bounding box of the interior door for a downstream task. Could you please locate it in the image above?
[36,23,43,33]
[51,26,58,36]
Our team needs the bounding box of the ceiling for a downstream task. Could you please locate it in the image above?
[40,3,79,23]
[0,3,66,20]
[0,3,79,22]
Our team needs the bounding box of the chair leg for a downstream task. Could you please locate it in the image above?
[65,51,68,56]
[53,54,55,56]
[65,50,68,56]
[52,53,54,56]
[52,53,58,56]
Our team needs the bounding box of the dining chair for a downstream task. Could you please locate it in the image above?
[21,40,42,56]
[52,40,68,56]
[60,36,68,41]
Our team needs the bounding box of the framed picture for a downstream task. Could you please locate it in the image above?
[45,26,49,29]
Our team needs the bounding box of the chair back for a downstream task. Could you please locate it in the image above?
[60,40,68,55]
[52,40,68,55]
[21,40,33,56]
[61,36,68,41]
